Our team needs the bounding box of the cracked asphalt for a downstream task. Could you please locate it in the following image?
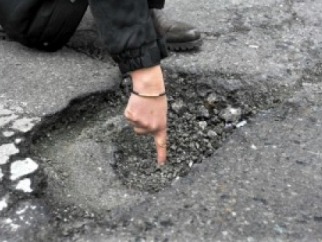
[1,0,322,241]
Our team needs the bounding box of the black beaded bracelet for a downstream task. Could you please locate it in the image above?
[131,90,166,97]
[121,74,166,97]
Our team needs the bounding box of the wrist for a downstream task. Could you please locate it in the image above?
[130,65,165,93]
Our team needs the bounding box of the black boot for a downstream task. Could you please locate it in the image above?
[0,25,7,40]
[151,9,202,51]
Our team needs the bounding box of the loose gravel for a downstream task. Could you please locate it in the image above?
[112,74,251,192]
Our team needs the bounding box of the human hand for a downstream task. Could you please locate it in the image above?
[124,65,167,165]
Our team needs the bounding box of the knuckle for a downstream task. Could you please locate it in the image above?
[150,123,158,131]
[124,109,131,119]
[124,110,138,122]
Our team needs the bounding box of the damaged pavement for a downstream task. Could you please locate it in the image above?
[1,0,322,241]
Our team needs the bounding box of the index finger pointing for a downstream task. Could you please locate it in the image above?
[154,128,167,165]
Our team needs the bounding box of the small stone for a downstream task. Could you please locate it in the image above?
[0,115,18,128]
[3,131,15,137]
[11,117,40,133]
[16,178,33,193]
[62,172,69,178]
[222,231,228,236]
[210,116,220,124]
[62,228,71,236]
[0,143,20,165]
[213,124,224,135]
[198,121,207,130]
[15,138,23,144]
[0,197,8,211]
[273,224,284,234]
[10,158,39,181]
[236,120,247,128]
[166,173,173,179]
[197,106,210,118]
[250,144,257,150]
[206,93,218,107]
[248,44,259,49]
[224,123,234,131]
[207,130,218,138]
[170,73,179,79]
[171,99,185,114]
[0,167,3,181]
[219,106,242,122]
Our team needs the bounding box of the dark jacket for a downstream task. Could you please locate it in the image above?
[0,0,167,74]
[90,0,168,73]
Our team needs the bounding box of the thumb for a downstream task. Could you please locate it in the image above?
[154,128,167,165]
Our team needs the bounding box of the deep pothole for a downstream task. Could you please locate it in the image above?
[30,72,252,212]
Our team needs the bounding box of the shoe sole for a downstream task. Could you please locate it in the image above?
[167,38,203,51]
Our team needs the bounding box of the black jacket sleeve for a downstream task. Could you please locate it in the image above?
[0,0,88,51]
[88,0,168,74]
[148,0,165,9]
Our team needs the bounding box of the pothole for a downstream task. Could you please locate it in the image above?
[30,72,253,213]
